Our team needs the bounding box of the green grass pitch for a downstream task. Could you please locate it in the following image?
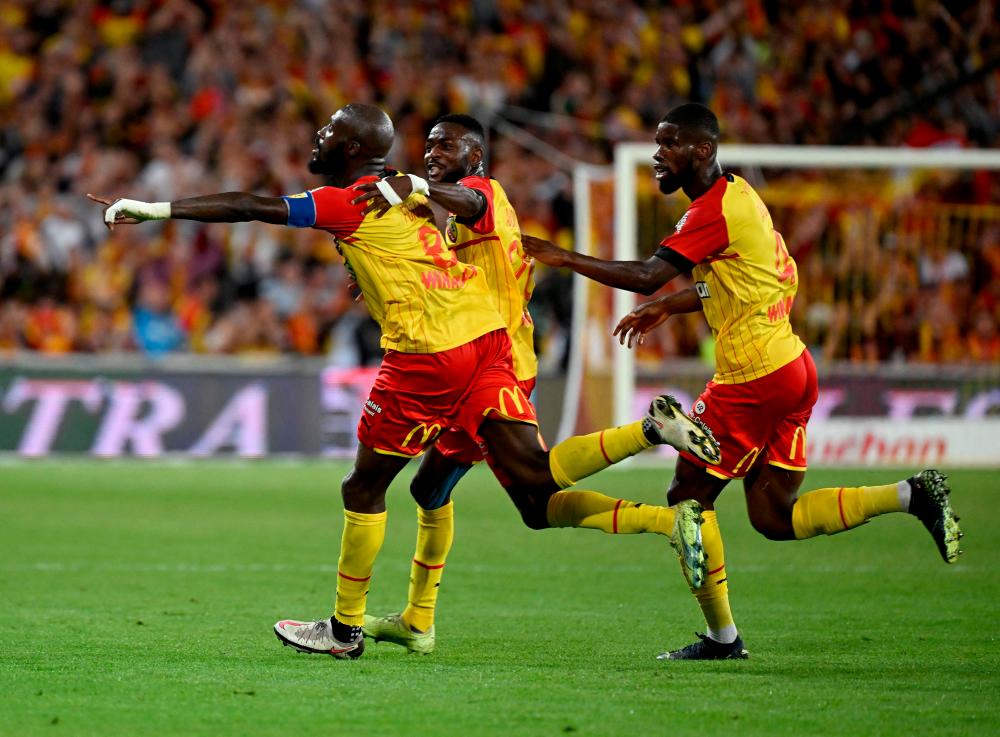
[2,461,998,737]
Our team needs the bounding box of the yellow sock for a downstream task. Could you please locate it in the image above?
[402,501,454,632]
[791,483,904,539]
[334,509,387,626]
[546,489,674,534]
[548,421,652,488]
[692,511,736,641]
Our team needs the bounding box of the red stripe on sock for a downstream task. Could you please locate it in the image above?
[599,431,612,465]
[338,571,371,582]
[837,487,847,529]
[708,564,726,575]
[413,558,445,570]
[612,499,623,533]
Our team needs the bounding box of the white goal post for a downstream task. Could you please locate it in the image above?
[563,144,1000,442]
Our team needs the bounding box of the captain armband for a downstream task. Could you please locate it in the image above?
[282,191,317,227]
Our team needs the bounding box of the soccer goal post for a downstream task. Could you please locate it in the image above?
[563,144,1000,454]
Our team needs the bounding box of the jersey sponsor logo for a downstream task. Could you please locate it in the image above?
[694,399,706,415]
[497,385,529,416]
[420,265,479,290]
[364,399,382,417]
[674,211,690,233]
[766,295,795,322]
[402,422,442,448]
[695,281,711,299]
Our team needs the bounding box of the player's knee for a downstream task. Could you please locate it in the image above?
[518,504,550,530]
[748,508,795,541]
[409,478,433,507]
[340,468,359,500]
[751,521,788,541]
[409,477,449,511]
[505,489,550,530]
[341,468,382,510]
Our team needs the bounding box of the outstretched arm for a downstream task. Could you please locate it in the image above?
[88,192,288,230]
[521,234,682,296]
[613,287,703,348]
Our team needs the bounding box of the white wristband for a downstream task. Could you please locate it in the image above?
[406,174,430,197]
[105,198,171,224]
[374,178,404,206]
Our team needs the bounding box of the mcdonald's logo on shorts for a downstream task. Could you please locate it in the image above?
[402,422,442,449]
[731,447,760,476]
[788,426,806,461]
[497,386,527,416]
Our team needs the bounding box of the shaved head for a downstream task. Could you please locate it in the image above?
[336,103,394,158]
[309,103,394,184]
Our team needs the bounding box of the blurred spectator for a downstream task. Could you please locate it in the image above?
[0,0,997,366]
[132,278,185,356]
[968,308,1000,362]
[174,273,218,353]
[23,295,76,353]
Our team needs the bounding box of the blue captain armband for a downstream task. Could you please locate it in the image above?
[282,191,317,227]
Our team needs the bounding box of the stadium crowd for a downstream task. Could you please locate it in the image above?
[1,0,998,364]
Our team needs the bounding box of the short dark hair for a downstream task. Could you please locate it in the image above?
[662,103,719,141]
[432,113,487,148]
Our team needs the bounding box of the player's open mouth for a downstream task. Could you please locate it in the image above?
[426,163,441,176]
[653,165,670,179]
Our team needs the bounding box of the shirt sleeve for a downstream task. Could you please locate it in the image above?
[653,197,729,270]
[455,175,493,234]
[282,186,364,236]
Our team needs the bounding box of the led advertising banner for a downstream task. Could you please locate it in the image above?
[1,360,997,465]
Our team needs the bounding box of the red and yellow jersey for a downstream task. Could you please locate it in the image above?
[283,176,504,354]
[655,173,805,384]
[444,176,536,381]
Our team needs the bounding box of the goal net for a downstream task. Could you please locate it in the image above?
[561,145,1000,466]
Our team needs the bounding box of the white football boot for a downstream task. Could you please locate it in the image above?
[274,617,364,659]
